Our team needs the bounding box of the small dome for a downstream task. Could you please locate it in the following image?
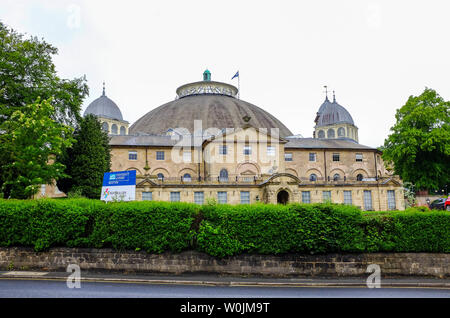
[83,91,123,121]
[315,97,354,127]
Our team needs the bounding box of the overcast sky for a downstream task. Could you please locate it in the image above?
[2,0,449,147]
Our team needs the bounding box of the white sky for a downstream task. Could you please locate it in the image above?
[2,0,449,147]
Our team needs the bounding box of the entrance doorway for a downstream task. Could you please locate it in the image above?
[277,190,289,205]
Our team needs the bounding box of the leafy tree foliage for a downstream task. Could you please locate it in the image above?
[57,114,111,199]
[0,21,88,198]
[0,99,74,198]
[382,88,450,191]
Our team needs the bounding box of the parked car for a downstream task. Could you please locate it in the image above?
[429,198,446,210]
[445,197,450,211]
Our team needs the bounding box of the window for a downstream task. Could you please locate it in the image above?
[332,153,340,161]
[111,124,118,135]
[128,151,137,160]
[240,191,250,204]
[309,173,317,182]
[284,153,293,161]
[338,127,345,137]
[364,190,373,210]
[142,192,152,201]
[243,145,252,155]
[356,153,363,162]
[170,192,180,202]
[327,129,335,138]
[219,169,228,182]
[318,130,325,138]
[40,184,46,196]
[309,153,316,162]
[156,151,165,160]
[217,191,227,204]
[357,174,364,181]
[194,192,204,205]
[120,126,126,135]
[219,145,227,155]
[267,146,275,156]
[387,190,396,210]
[333,173,340,181]
[101,122,109,132]
[322,191,332,202]
[344,190,352,205]
[183,151,191,163]
[157,173,164,181]
[302,191,311,204]
[182,173,191,182]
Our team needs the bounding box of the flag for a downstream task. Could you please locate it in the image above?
[231,71,239,80]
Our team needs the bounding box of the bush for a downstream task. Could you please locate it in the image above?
[0,199,448,256]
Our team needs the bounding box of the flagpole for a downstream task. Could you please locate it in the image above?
[238,70,240,99]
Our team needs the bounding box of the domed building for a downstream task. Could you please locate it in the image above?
[314,92,359,142]
[102,70,404,210]
[83,83,129,135]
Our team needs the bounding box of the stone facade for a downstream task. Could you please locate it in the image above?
[0,247,448,278]
[109,127,404,210]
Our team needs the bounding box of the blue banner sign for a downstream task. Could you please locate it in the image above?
[101,170,136,202]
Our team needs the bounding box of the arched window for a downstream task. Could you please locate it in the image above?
[333,173,340,181]
[102,122,109,132]
[357,174,363,181]
[309,173,317,182]
[219,169,228,182]
[337,127,345,137]
[120,126,126,135]
[318,130,325,138]
[157,173,164,181]
[327,129,335,138]
[111,124,118,135]
[182,173,191,182]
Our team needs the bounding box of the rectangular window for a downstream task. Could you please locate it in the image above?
[194,191,204,205]
[142,192,152,201]
[355,153,363,162]
[170,192,180,202]
[332,153,340,162]
[156,151,165,160]
[302,191,311,204]
[322,191,332,202]
[284,153,293,161]
[343,190,352,205]
[219,145,227,155]
[267,146,276,156]
[243,145,252,155]
[183,151,191,163]
[309,153,316,162]
[364,190,373,210]
[387,190,396,210]
[128,151,137,160]
[217,191,227,204]
[240,191,250,204]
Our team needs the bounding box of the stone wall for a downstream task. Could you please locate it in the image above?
[0,248,448,278]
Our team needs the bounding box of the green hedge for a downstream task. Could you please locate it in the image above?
[0,199,448,256]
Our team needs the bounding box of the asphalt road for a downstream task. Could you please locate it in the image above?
[0,279,448,298]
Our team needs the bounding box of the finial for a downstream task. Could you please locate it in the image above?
[203,69,211,81]
[332,90,336,103]
[323,85,329,101]
[102,81,106,96]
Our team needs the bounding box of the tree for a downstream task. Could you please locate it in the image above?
[0,99,74,199]
[57,114,111,199]
[0,21,88,198]
[382,88,450,191]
